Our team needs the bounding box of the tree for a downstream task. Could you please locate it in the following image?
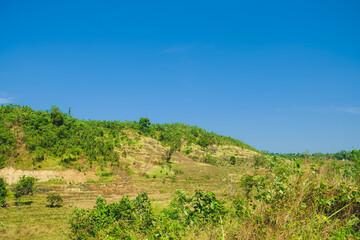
[14,176,37,204]
[139,117,151,133]
[46,193,63,207]
[229,156,236,165]
[50,106,64,126]
[0,178,7,207]
[349,149,360,183]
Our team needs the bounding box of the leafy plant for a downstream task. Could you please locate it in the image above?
[0,178,7,207]
[229,156,236,165]
[349,149,360,183]
[14,176,37,204]
[139,117,151,133]
[69,193,154,239]
[46,193,63,207]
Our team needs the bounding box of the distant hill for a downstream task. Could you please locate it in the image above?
[0,104,257,172]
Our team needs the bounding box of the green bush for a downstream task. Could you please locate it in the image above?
[69,193,154,239]
[14,176,37,204]
[202,154,218,165]
[349,149,360,183]
[163,189,227,225]
[69,190,228,239]
[46,193,63,207]
[229,156,236,165]
[139,117,151,133]
[0,178,7,207]
[233,196,252,219]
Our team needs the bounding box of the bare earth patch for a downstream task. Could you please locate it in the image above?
[0,167,99,184]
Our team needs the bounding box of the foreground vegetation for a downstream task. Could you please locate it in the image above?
[1,151,358,239]
[66,152,360,239]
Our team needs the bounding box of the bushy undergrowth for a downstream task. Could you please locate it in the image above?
[14,176,37,205]
[0,178,7,207]
[46,193,63,207]
[69,153,360,239]
[69,190,227,239]
[230,155,360,239]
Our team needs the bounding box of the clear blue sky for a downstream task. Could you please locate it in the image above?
[1,0,359,153]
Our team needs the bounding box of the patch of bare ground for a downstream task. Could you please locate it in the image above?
[0,167,99,185]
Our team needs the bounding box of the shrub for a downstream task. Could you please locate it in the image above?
[14,176,37,204]
[69,190,229,239]
[189,190,227,224]
[50,106,64,126]
[229,156,236,165]
[202,154,217,165]
[233,196,251,219]
[139,117,151,133]
[69,193,154,239]
[46,193,63,207]
[163,189,228,226]
[349,149,360,183]
[0,178,7,207]
[173,168,184,175]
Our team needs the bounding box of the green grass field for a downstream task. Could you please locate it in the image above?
[1,156,359,239]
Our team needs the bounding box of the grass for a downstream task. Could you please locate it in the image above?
[1,155,359,239]
[0,193,70,240]
[86,176,115,183]
[38,179,67,185]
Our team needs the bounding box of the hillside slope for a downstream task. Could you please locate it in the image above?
[1,105,360,239]
[0,105,257,175]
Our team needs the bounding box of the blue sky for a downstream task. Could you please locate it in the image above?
[1,0,359,153]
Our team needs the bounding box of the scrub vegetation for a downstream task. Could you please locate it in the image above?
[0,104,359,239]
[0,104,255,171]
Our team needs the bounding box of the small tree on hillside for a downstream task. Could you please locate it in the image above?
[14,176,37,205]
[46,193,63,207]
[0,178,7,207]
[139,117,151,133]
[50,106,65,126]
[229,156,236,165]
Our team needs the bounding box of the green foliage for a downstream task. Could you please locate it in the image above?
[233,196,252,219]
[202,154,218,165]
[0,119,16,168]
[139,117,151,133]
[229,156,236,165]
[14,176,37,204]
[235,154,360,238]
[46,193,63,207]
[69,190,228,239]
[69,193,154,239]
[173,168,184,175]
[270,149,357,161]
[190,190,227,224]
[0,105,257,170]
[163,189,227,226]
[155,123,257,153]
[0,178,7,207]
[349,149,360,183]
[50,106,65,126]
[253,152,267,168]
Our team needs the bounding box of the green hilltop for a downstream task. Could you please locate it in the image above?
[0,104,257,170]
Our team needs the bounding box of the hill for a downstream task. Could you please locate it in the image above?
[0,104,359,239]
[0,104,256,175]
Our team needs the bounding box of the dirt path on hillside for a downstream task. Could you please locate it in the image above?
[0,167,99,184]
